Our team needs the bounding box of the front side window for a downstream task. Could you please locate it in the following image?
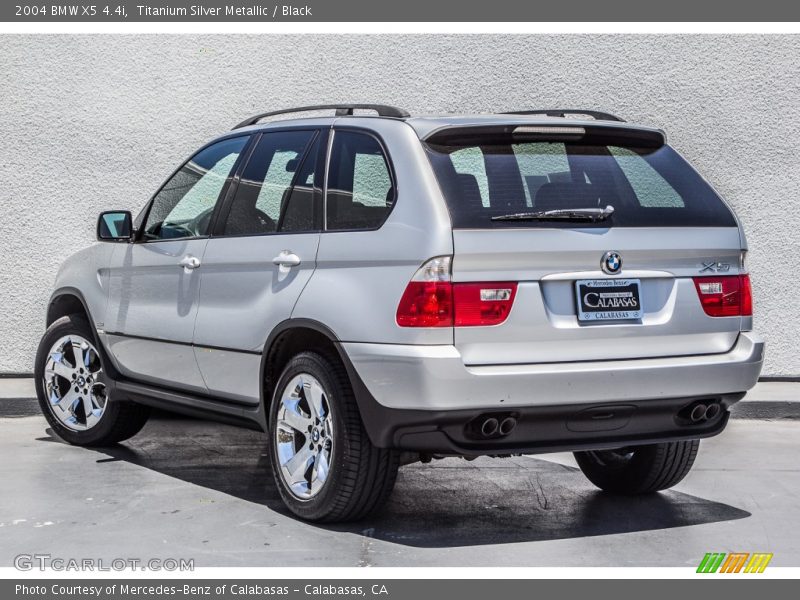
[142,136,249,241]
[223,130,317,236]
[326,131,394,231]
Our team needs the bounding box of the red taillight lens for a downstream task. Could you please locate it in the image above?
[692,274,752,317]
[740,274,753,316]
[397,257,519,328]
[453,283,518,326]
[396,281,454,327]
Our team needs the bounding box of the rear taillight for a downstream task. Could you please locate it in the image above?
[453,283,518,326]
[396,281,453,327]
[396,257,454,327]
[740,274,753,316]
[692,274,752,317]
[396,257,518,327]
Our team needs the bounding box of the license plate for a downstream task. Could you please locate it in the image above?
[575,279,643,322]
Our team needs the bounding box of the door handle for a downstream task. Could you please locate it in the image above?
[272,251,302,268]
[178,255,201,270]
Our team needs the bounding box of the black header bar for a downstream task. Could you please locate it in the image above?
[4,0,800,22]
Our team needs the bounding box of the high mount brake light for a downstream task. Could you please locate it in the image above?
[692,274,752,317]
[396,257,518,327]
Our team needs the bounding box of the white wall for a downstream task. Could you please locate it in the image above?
[0,35,798,375]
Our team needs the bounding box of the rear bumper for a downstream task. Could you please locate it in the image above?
[342,332,763,411]
[339,332,764,453]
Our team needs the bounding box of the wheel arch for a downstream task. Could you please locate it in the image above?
[259,318,389,447]
[45,287,121,380]
[47,287,93,327]
[260,319,343,409]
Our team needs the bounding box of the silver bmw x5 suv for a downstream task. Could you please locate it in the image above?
[36,105,764,522]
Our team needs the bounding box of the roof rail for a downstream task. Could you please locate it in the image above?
[501,109,625,123]
[233,104,410,129]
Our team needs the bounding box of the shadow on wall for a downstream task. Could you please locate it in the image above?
[39,414,749,549]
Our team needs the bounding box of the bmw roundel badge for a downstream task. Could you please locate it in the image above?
[601,251,623,275]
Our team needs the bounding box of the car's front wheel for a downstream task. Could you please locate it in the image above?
[268,351,399,522]
[574,440,700,495]
[35,315,150,446]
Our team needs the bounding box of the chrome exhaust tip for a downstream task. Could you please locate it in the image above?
[498,417,517,436]
[690,404,708,423]
[704,402,721,420]
[481,417,499,437]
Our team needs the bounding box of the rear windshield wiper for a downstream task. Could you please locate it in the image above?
[491,205,615,223]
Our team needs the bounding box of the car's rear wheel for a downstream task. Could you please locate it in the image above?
[35,315,150,446]
[574,440,700,495]
[268,351,399,522]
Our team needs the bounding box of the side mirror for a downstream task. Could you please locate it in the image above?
[97,211,133,242]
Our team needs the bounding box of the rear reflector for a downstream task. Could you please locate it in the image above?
[396,257,518,327]
[692,274,752,317]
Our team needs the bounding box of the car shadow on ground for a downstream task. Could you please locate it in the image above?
[40,414,750,548]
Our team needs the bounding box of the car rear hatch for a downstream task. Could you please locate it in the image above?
[423,120,746,365]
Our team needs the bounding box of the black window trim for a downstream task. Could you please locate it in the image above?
[133,132,256,244]
[322,126,398,234]
[210,126,327,240]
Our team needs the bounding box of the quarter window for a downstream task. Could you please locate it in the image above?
[326,131,394,231]
[142,136,249,241]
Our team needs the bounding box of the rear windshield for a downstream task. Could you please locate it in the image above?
[425,138,736,228]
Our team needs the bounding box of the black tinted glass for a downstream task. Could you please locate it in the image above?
[224,130,316,236]
[143,136,248,241]
[326,131,394,231]
[425,139,736,228]
[279,134,321,233]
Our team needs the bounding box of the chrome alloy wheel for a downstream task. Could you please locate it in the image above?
[275,373,334,499]
[43,335,108,431]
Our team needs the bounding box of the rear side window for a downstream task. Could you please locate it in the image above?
[280,135,321,233]
[326,131,394,231]
[223,130,317,236]
[426,137,736,228]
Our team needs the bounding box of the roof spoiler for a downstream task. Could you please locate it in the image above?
[425,123,666,147]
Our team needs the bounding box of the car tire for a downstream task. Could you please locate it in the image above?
[268,351,399,522]
[574,440,700,495]
[35,315,150,447]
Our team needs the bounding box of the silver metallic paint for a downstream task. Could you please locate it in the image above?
[192,233,322,403]
[47,113,761,418]
[103,239,209,390]
[342,332,764,411]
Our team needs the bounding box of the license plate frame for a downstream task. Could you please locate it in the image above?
[575,279,643,322]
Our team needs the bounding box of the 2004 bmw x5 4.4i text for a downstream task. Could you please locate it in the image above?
[36,105,764,522]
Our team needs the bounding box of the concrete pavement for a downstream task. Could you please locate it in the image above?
[0,414,798,567]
